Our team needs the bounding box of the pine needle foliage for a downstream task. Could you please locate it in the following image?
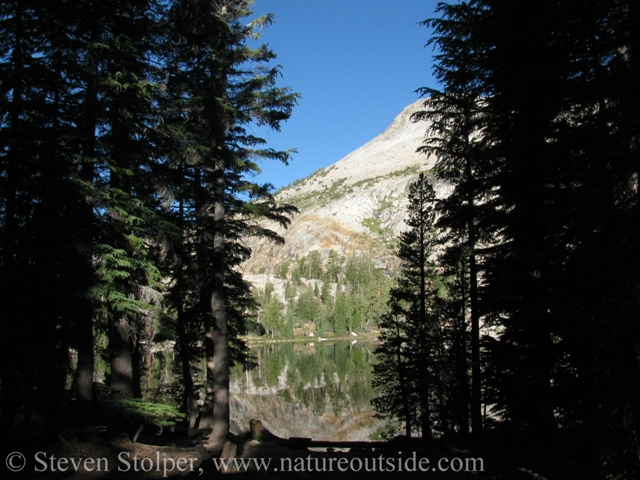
[373,174,442,439]
[415,0,640,475]
[0,0,298,439]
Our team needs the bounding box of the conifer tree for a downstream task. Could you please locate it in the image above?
[161,0,298,450]
[0,0,297,440]
[0,0,105,425]
[416,0,491,435]
[89,0,167,400]
[373,174,441,439]
[372,308,418,437]
[419,1,640,474]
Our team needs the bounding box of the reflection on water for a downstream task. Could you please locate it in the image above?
[231,341,382,441]
[143,340,384,441]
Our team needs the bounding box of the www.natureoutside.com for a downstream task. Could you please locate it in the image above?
[214,452,485,475]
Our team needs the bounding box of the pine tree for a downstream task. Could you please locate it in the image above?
[0,0,106,426]
[420,0,640,473]
[332,288,350,334]
[90,0,167,401]
[372,308,418,438]
[320,281,332,306]
[416,0,491,436]
[0,0,298,441]
[372,174,441,439]
[324,249,343,284]
[161,0,298,451]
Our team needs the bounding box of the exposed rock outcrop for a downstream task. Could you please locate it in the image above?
[242,100,450,274]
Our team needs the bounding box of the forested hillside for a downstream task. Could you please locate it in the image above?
[250,251,391,338]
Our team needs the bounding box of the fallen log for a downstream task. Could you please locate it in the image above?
[248,419,389,451]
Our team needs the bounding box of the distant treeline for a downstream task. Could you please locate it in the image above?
[252,251,391,338]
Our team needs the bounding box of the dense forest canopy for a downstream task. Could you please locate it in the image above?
[372,0,640,477]
[0,0,297,453]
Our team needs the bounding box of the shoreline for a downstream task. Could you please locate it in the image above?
[242,330,380,346]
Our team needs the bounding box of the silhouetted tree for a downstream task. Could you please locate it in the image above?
[161,0,298,451]
[372,308,418,438]
[419,0,640,475]
[372,174,441,439]
[0,0,298,443]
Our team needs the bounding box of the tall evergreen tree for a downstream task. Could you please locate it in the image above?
[419,0,640,474]
[373,174,441,439]
[372,307,418,438]
[0,0,101,427]
[97,0,166,400]
[0,0,297,442]
[161,0,298,451]
[416,0,492,436]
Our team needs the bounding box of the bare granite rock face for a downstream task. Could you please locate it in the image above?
[242,100,451,274]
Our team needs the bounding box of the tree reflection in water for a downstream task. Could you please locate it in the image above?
[230,341,383,441]
[141,341,385,441]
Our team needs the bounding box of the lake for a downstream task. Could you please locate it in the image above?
[142,340,386,441]
[230,340,385,441]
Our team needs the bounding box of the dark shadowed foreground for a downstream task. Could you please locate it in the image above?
[1,420,607,480]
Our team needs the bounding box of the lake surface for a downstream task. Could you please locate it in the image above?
[142,340,385,441]
[230,341,384,441]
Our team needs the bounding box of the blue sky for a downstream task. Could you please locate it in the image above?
[248,0,441,191]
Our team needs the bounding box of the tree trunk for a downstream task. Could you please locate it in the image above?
[206,163,230,452]
[418,192,432,441]
[132,339,143,398]
[110,317,134,399]
[468,234,482,434]
[76,303,95,404]
[465,155,483,436]
[175,185,200,429]
[1,2,25,430]
[397,326,411,438]
[75,30,99,403]
[177,301,199,429]
[457,256,470,435]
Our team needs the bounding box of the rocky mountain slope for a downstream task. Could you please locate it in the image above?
[242,99,450,277]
